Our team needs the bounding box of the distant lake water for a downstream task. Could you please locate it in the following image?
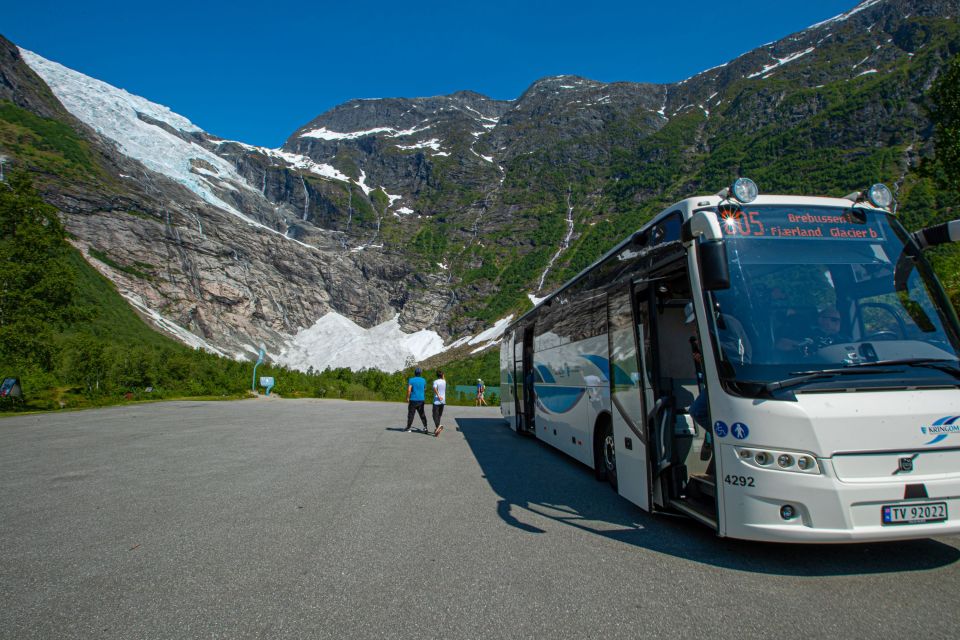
[452,385,500,403]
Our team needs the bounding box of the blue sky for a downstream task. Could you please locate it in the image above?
[5,0,858,148]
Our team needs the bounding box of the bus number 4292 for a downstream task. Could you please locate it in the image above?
[725,475,755,487]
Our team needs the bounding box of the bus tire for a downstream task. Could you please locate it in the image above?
[593,415,608,480]
[595,417,618,491]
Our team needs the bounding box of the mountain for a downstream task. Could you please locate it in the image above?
[3,41,456,367]
[2,0,959,371]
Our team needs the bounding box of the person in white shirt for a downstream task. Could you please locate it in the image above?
[432,370,447,437]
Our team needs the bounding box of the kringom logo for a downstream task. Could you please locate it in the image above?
[921,416,960,445]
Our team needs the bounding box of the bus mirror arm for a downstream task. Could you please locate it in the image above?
[911,219,960,250]
[894,221,959,328]
[682,211,723,243]
[893,249,938,331]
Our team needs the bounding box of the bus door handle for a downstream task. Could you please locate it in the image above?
[648,398,672,472]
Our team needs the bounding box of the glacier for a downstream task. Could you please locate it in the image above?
[277,313,446,373]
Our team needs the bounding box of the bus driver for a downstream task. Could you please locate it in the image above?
[775,305,849,355]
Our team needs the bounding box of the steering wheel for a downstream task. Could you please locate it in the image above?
[794,338,816,357]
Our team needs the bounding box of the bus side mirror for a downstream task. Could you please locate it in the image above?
[683,211,730,290]
[912,220,960,250]
[699,239,731,290]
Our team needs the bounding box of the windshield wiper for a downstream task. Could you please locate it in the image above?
[762,367,898,393]
[751,359,960,394]
[846,358,960,379]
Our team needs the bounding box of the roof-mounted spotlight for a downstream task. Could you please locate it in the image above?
[716,177,758,204]
[867,183,894,209]
[844,183,896,212]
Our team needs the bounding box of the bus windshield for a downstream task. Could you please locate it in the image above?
[704,205,960,392]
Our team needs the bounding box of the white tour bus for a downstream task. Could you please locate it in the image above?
[500,179,960,542]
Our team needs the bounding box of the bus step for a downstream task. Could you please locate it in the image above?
[688,473,716,499]
[668,499,717,529]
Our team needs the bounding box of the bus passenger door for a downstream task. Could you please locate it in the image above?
[607,285,650,511]
[513,336,524,432]
[522,326,535,432]
[514,325,535,434]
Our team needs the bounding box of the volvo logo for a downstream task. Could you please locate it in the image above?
[893,454,919,475]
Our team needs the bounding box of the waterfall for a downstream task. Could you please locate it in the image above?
[536,187,576,293]
[300,174,309,221]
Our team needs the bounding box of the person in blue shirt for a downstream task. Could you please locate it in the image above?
[405,367,429,433]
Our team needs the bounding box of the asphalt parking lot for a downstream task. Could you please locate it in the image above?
[1,398,959,639]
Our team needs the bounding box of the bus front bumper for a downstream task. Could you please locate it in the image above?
[721,468,960,543]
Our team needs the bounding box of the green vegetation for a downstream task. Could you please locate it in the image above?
[411,224,449,259]
[930,53,960,189]
[478,26,960,315]
[0,171,494,412]
[0,100,99,181]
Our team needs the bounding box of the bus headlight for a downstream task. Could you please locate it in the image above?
[736,446,821,474]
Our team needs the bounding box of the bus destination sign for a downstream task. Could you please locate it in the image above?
[719,208,885,241]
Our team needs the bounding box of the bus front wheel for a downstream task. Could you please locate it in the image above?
[595,419,618,491]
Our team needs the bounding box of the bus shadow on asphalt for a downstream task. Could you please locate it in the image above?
[456,417,960,576]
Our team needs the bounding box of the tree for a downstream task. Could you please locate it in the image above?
[0,171,83,370]
[930,54,960,190]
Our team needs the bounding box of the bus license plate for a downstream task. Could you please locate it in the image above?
[882,502,948,525]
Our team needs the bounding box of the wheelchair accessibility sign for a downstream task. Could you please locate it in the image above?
[713,421,749,440]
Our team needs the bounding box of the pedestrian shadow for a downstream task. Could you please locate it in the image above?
[455,417,960,576]
[384,427,433,435]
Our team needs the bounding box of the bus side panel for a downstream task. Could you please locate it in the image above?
[500,336,515,427]
[532,334,608,468]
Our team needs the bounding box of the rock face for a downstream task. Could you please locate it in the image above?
[1,0,958,364]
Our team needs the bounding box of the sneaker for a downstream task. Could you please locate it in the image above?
[404,427,413,433]
[435,425,444,437]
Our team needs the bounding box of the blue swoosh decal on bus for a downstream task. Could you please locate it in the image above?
[536,365,557,383]
[535,385,585,414]
[581,354,632,386]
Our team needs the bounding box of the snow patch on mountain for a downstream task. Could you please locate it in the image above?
[218,140,351,183]
[278,313,446,373]
[807,0,885,30]
[396,138,443,152]
[467,316,513,347]
[302,124,432,140]
[356,169,373,195]
[747,47,816,79]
